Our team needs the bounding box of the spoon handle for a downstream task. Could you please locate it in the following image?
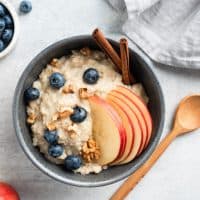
[110,129,177,200]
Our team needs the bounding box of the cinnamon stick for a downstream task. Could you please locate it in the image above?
[92,28,121,72]
[120,38,135,85]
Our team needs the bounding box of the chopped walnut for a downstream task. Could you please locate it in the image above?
[58,110,73,119]
[57,105,73,113]
[80,47,91,56]
[27,114,37,124]
[79,88,94,99]
[50,58,60,68]
[46,121,57,131]
[62,84,74,94]
[81,138,101,163]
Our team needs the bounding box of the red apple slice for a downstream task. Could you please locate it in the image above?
[107,94,142,164]
[89,95,126,165]
[109,90,147,155]
[106,99,134,164]
[116,86,152,148]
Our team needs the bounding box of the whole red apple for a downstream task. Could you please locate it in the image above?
[0,182,20,200]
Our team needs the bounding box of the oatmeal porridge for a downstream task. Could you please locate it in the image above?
[24,47,150,175]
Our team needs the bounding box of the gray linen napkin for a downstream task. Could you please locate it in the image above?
[108,0,200,69]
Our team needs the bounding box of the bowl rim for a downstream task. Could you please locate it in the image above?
[0,0,19,58]
[13,35,165,187]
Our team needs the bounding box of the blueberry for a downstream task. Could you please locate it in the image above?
[3,15,13,28]
[0,18,5,32]
[83,68,99,84]
[64,155,82,171]
[19,1,32,13]
[0,40,5,52]
[49,72,66,89]
[70,106,87,123]
[44,130,58,144]
[0,4,5,17]
[24,87,40,102]
[2,29,13,43]
[48,145,64,157]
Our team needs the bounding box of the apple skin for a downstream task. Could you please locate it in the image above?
[116,86,152,148]
[107,94,142,164]
[89,95,127,165]
[109,90,148,155]
[107,99,135,165]
[0,182,20,200]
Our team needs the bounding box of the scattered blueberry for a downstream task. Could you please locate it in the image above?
[83,68,99,84]
[48,145,64,157]
[64,155,82,171]
[3,15,13,28]
[0,4,5,17]
[2,29,13,43]
[49,72,66,89]
[44,130,58,145]
[19,1,32,14]
[0,40,4,52]
[70,106,87,123]
[0,19,5,32]
[24,87,40,102]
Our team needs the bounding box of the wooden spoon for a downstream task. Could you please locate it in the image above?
[110,94,200,200]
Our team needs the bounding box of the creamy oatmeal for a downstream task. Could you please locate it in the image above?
[25,48,148,175]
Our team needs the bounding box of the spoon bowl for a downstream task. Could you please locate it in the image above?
[174,95,200,135]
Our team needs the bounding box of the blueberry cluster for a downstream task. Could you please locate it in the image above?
[44,130,64,158]
[0,4,14,52]
[44,129,82,171]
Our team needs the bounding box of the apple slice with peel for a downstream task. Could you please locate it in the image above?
[106,99,134,165]
[109,90,148,156]
[115,86,152,148]
[89,95,127,165]
[107,94,142,164]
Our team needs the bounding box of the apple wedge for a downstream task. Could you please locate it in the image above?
[89,95,126,165]
[109,91,148,156]
[107,94,142,164]
[115,86,152,148]
[106,99,134,164]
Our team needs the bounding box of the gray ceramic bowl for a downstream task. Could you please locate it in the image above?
[13,35,164,187]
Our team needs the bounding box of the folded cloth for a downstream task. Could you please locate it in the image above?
[107,0,200,69]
